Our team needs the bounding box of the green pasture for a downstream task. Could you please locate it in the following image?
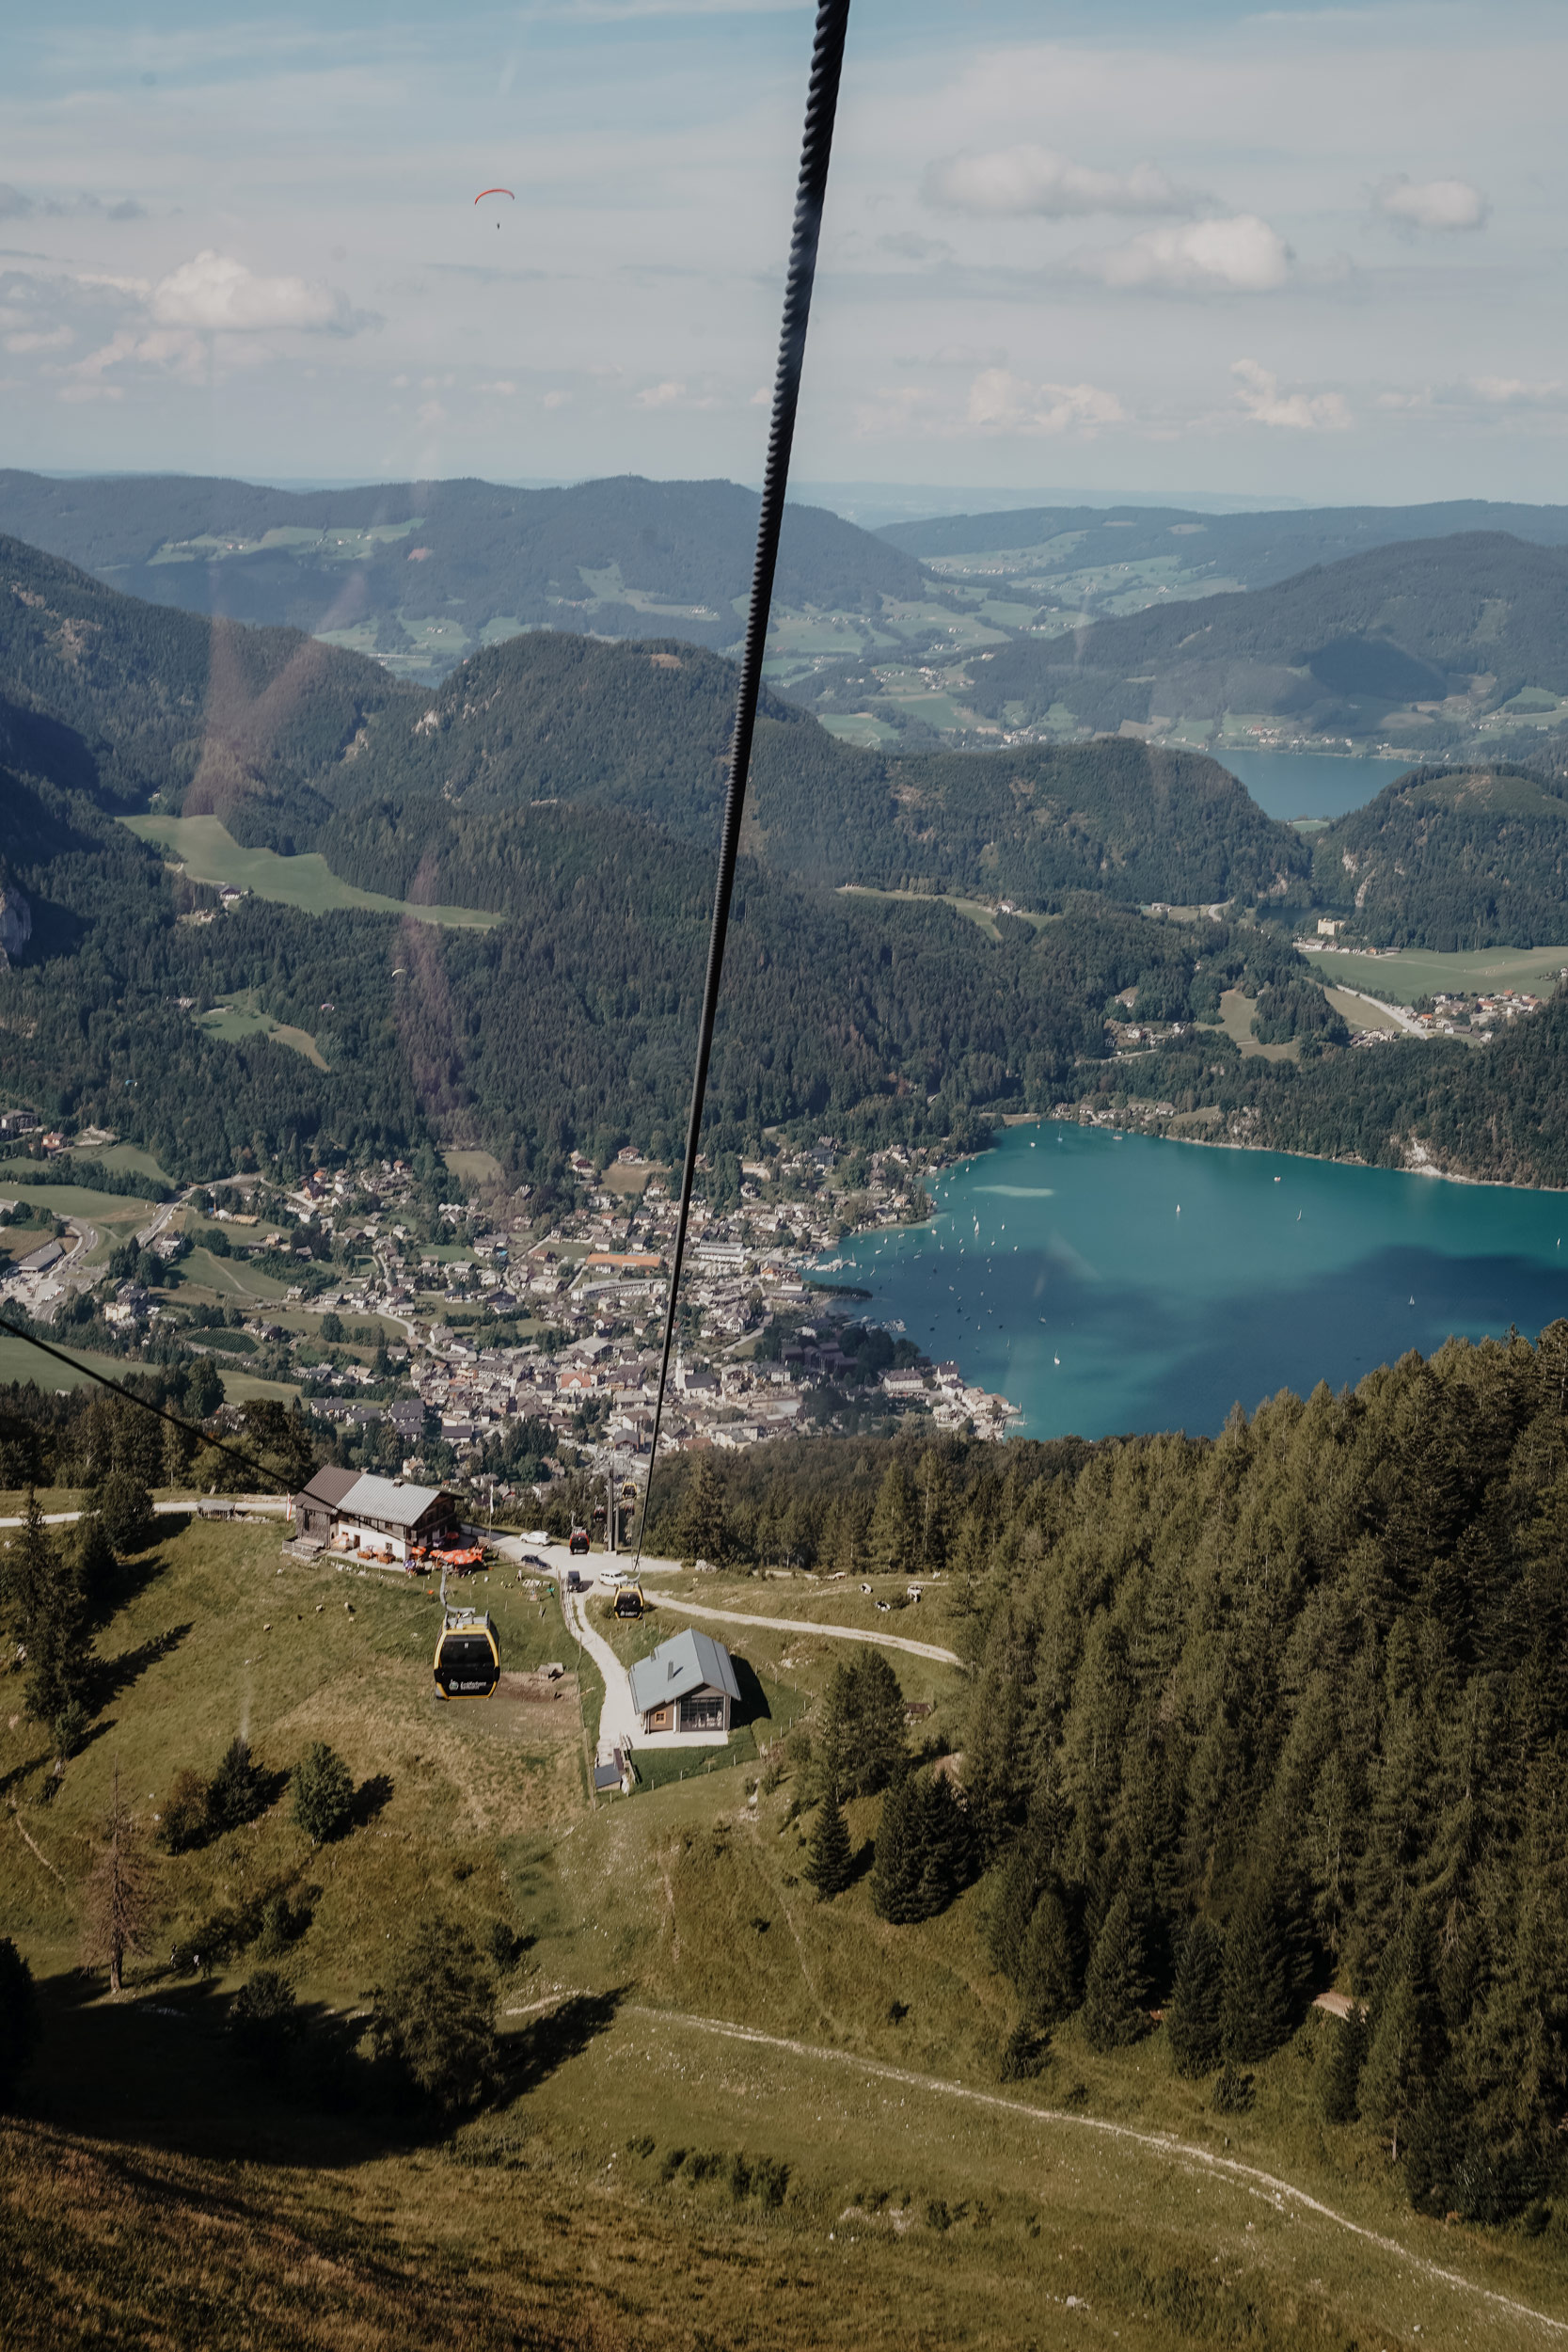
[839,885,1052,944]
[1312,943,1568,1005]
[121,814,500,929]
[818,712,901,749]
[194,994,327,1071]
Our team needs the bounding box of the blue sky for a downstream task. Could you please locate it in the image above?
[2,1,1565,503]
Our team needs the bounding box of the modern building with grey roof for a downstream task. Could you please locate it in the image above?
[627,1628,741,1739]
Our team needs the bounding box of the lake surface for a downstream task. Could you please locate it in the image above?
[812,1125,1568,1440]
[1210,748,1411,822]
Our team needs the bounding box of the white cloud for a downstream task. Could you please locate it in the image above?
[924,144,1199,219]
[878,230,954,263]
[5,326,71,353]
[1375,176,1488,233]
[415,398,446,429]
[966,368,1125,435]
[1471,374,1561,405]
[1231,358,1350,431]
[541,389,571,409]
[150,249,360,334]
[475,378,516,395]
[633,378,686,407]
[1085,215,1289,294]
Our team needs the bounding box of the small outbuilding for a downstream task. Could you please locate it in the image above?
[628,1628,741,1738]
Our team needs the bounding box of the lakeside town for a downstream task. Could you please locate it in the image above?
[0,1115,1022,1502]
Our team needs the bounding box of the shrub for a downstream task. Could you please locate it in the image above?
[0,1937,40,2109]
[230,1970,300,2067]
[483,1917,523,1970]
[255,1895,310,1960]
[1212,2063,1255,2115]
[999,2021,1051,2081]
[159,1768,210,1854]
[292,1741,354,1845]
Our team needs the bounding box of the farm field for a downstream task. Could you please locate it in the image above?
[120,815,501,929]
[1306,943,1568,1005]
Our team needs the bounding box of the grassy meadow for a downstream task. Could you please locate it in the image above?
[120,814,501,930]
[3,1517,1567,2347]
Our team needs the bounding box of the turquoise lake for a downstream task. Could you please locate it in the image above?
[813,1126,1568,1439]
[1210,747,1410,822]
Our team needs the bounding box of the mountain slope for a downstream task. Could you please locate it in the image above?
[283,627,1309,909]
[1313,763,1568,948]
[963,532,1568,741]
[0,532,411,815]
[0,470,929,672]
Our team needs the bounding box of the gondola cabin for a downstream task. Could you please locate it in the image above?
[612,1582,645,1620]
[434,1608,500,1700]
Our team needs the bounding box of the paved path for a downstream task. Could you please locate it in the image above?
[647,1591,962,1666]
[0,1494,290,1529]
[561,1580,639,1762]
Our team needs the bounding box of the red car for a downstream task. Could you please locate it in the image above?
[568,1528,591,1555]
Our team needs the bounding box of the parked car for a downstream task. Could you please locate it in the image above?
[565,1568,587,1594]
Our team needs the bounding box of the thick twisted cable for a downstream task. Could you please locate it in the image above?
[635,0,851,1569]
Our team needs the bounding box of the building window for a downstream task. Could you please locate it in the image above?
[679,1694,724,1732]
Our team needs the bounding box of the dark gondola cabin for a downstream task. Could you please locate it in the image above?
[612,1582,644,1619]
[434,1610,500,1700]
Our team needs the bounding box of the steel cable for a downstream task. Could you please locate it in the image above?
[634,0,852,1570]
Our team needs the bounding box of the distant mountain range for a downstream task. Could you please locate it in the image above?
[0,469,927,679]
[879,497,1568,591]
[959,532,1568,756]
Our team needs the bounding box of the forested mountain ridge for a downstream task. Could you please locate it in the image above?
[964,532,1568,744]
[0,532,409,815]
[649,1324,1568,2221]
[1312,764,1568,948]
[233,626,1309,911]
[0,469,929,666]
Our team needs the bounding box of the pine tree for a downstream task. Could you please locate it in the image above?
[805,1783,853,1901]
[1168,1916,1226,2077]
[914,1772,971,1916]
[1318,2003,1369,2122]
[851,1649,908,1796]
[916,1449,954,1573]
[1360,1913,1445,2164]
[870,1461,919,1578]
[207,1736,266,1834]
[1017,1883,1081,2025]
[871,1772,919,1923]
[1222,1883,1295,2065]
[679,1458,728,1567]
[1081,1890,1150,2051]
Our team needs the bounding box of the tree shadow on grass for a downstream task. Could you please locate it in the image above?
[88,1621,192,1712]
[502,1987,626,2098]
[350,1772,394,1830]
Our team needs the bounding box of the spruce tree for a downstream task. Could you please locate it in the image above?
[851,1649,908,1796]
[1168,1916,1226,2077]
[19,1511,90,1731]
[805,1783,853,1901]
[1018,1884,1081,2025]
[678,1458,727,1566]
[1221,1884,1295,2065]
[870,1461,919,1578]
[1081,1890,1150,2051]
[914,1773,971,1917]
[207,1736,266,1834]
[871,1772,919,1923]
[1318,2003,1369,2123]
[916,1449,954,1573]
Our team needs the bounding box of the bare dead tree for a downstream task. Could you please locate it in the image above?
[82,1762,151,1996]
